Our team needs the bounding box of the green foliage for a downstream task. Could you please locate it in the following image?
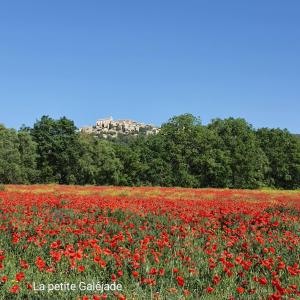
[0,124,22,183]
[31,116,81,184]
[158,114,202,187]
[256,128,300,189]
[18,129,38,183]
[77,134,122,185]
[208,118,269,188]
[0,114,299,189]
[113,141,146,186]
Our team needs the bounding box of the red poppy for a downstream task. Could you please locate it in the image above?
[132,271,139,278]
[10,285,20,294]
[259,277,268,285]
[78,265,85,272]
[176,276,184,286]
[35,256,46,270]
[15,272,25,282]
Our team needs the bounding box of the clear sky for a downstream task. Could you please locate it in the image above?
[0,1,299,132]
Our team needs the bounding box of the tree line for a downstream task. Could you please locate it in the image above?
[0,114,299,189]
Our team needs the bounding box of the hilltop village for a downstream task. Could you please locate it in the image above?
[80,117,160,138]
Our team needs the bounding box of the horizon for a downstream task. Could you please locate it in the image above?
[1,1,300,133]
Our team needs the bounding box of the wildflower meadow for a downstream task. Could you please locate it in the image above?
[0,185,299,299]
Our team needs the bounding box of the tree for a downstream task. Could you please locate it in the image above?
[186,125,231,188]
[131,114,232,188]
[78,133,122,185]
[113,141,146,186]
[135,134,174,186]
[18,129,38,183]
[208,118,268,188]
[0,124,22,183]
[157,114,202,187]
[31,116,81,184]
[256,128,300,189]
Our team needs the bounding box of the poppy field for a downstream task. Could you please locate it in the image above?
[0,185,299,300]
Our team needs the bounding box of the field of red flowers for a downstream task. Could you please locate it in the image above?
[0,185,299,299]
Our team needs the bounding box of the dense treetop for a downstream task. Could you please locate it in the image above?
[0,114,299,189]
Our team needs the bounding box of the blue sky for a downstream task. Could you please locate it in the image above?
[0,0,299,132]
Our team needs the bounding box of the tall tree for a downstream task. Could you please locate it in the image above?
[156,114,234,188]
[0,124,22,183]
[78,133,122,185]
[157,114,202,187]
[208,118,268,188]
[18,128,38,183]
[257,128,300,189]
[31,116,81,184]
[113,141,147,186]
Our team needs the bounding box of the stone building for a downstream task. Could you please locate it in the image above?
[80,117,160,138]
